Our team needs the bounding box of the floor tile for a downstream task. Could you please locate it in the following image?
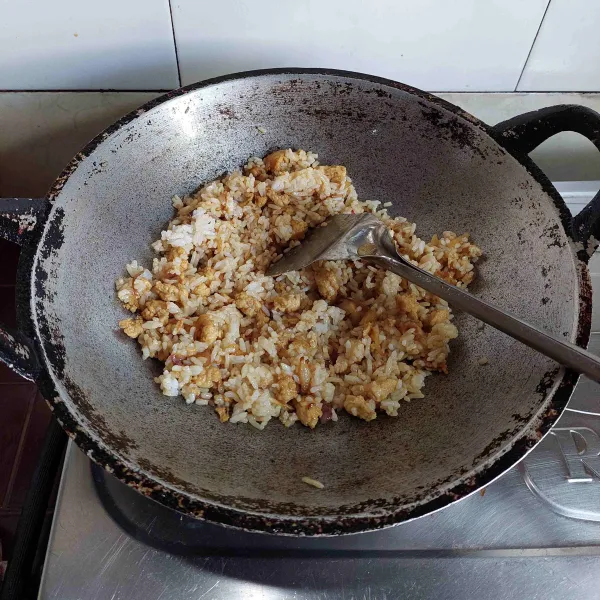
[1,0,178,90]
[7,393,53,509]
[0,286,17,330]
[0,514,20,563]
[0,385,36,506]
[173,0,548,91]
[0,240,19,285]
[0,283,28,384]
[0,363,28,385]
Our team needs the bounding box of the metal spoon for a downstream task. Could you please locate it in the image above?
[266,212,600,383]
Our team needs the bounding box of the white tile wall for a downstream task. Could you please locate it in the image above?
[518,0,600,91]
[0,0,179,90]
[171,0,548,91]
[2,0,600,93]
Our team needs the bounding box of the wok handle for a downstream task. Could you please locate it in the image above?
[371,253,600,383]
[0,198,49,381]
[492,104,600,251]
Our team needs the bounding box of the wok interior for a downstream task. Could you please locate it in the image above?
[37,73,578,519]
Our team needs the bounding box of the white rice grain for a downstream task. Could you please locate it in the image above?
[302,476,325,489]
[116,149,482,430]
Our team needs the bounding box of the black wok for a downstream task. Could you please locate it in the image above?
[0,69,598,535]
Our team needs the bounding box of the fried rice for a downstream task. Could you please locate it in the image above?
[116,149,482,430]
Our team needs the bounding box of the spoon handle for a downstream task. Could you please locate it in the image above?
[370,254,600,383]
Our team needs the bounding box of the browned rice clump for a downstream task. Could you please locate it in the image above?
[116,149,482,430]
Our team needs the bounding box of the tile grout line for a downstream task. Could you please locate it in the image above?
[1,388,36,508]
[514,0,552,92]
[167,0,182,88]
[2,89,600,95]
[1,89,600,96]
[432,91,600,95]
[0,89,172,94]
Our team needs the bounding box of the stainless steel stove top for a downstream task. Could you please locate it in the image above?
[39,186,600,600]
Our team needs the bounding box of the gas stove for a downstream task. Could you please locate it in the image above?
[39,183,600,600]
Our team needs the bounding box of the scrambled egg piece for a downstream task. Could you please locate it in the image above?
[263,150,288,173]
[314,266,339,302]
[290,218,308,240]
[275,375,297,405]
[141,300,169,325]
[319,165,347,184]
[428,309,449,328]
[367,378,397,403]
[343,395,377,421]
[396,293,420,319]
[119,317,144,338]
[235,292,262,317]
[215,405,230,422]
[192,366,222,389]
[194,313,222,344]
[273,293,302,313]
[153,281,180,302]
[294,397,322,429]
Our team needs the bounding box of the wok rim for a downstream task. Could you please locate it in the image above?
[26,68,590,536]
